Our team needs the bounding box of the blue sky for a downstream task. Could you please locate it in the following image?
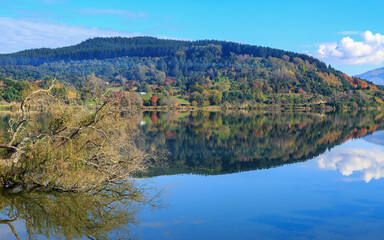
[0,0,384,75]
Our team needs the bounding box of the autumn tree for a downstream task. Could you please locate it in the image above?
[150,94,159,106]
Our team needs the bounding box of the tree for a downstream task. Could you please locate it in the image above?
[150,94,158,106]
[153,70,166,85]
[0,80,156,192]
[160,96,179,106]
[262,82,270,93]
[120,92,143,108]
[189,84,204,93]
[254,88,265,102]
[209,90,222,105]
[133,64,147,81]
[143,82,151,93]
[190,91,204,106]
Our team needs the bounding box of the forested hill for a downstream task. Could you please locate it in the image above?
[0,37,322,67]
[0,37,382,108]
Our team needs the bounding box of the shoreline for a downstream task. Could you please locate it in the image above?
[0,103,382,112]
[140,105,382,111]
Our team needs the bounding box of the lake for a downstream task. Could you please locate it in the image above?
[1,110,384,239]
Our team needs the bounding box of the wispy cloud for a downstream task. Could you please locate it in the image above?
[78,8,150,19]
[0,17,143,53]
[316,30,384,65]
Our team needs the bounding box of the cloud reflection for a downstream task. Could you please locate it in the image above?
[317,148,384,182]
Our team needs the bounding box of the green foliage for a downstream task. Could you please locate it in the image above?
[51,86,67,99]
[0,37,382,107]
[0,78,30,102]
[190,91,204,106]
[208,90,222,105]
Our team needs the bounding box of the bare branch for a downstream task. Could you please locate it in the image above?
[7,119,27,147]
[0,144,18,151]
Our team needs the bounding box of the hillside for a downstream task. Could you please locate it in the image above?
[358,67,384,86]
[0,37,382,108]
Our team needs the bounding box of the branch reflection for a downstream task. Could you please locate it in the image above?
[0,181,163,240]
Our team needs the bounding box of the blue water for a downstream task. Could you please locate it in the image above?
[138,138,384,240]
[2,111,384,239]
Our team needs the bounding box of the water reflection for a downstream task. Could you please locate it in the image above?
[1,110,384,239]
[138,110,384,177]
[364,131,384,146]
[0,182,162,239]
[317,147,384,182]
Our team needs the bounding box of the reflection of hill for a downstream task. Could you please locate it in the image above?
[138,111,384,177]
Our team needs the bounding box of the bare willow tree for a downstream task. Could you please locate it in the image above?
[0,80,162,192]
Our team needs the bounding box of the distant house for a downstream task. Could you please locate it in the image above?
[139,92,147,95]
[281,90,291,94]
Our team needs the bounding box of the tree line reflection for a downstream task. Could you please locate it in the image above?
[138,110,384,176]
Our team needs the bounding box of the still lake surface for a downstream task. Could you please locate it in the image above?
[1,110,384,239]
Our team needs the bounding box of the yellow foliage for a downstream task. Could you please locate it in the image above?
[68,90,77,99]
[375,113,384,121]
[374,97,384,104]
[316,72,342,86]
[317,131,342,145]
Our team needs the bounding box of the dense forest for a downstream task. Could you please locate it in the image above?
[0,37,382,108]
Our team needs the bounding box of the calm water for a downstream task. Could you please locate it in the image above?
[1,110,384,239]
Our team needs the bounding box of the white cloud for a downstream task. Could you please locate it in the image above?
[78,8,150,19]
[0,17,144,53]
[317,31,384,65]
[363,31,384,45]
[316,148,384,182]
